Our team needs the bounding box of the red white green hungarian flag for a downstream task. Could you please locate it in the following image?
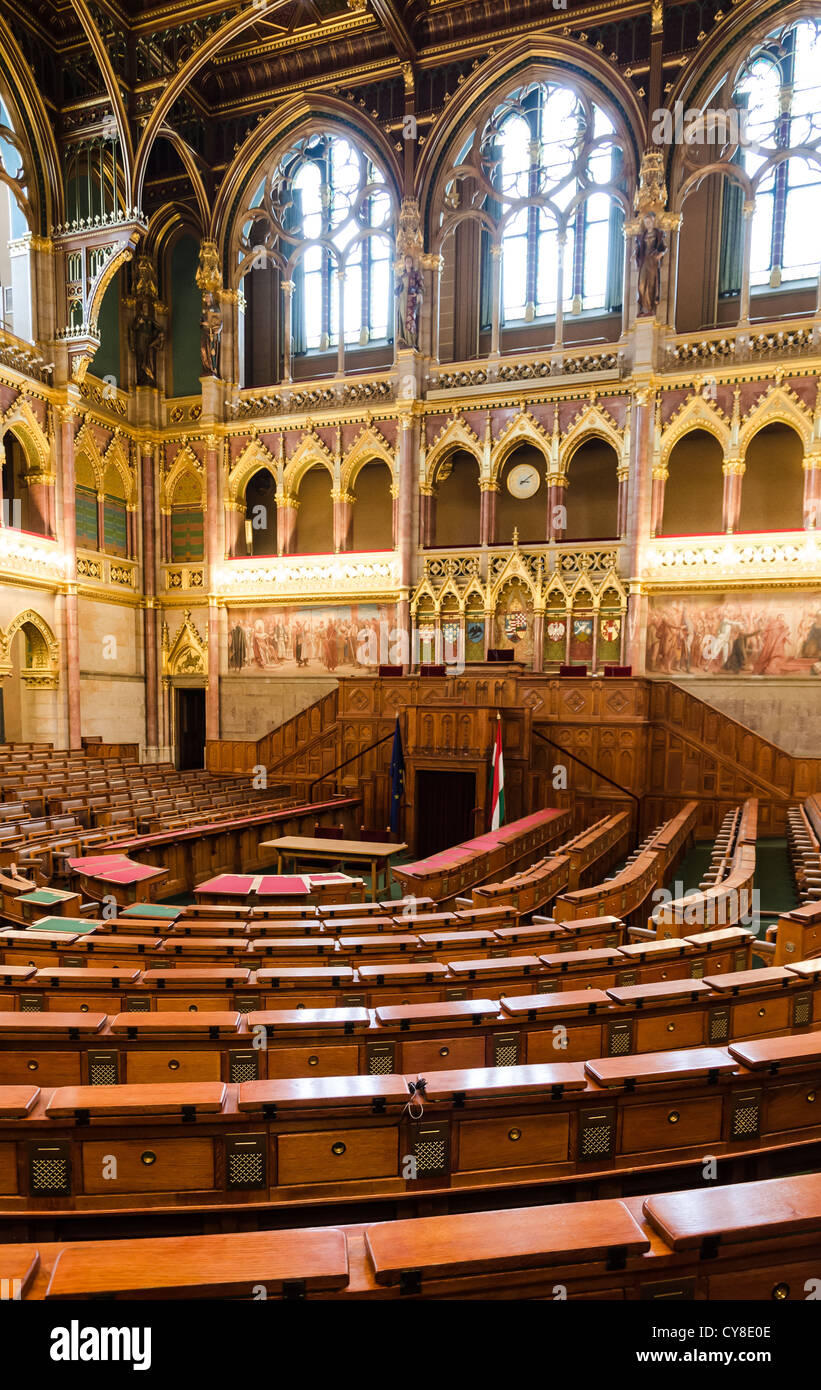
[490,714,505,830]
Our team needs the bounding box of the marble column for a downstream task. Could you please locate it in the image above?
[623,387,655,672]
[722,461,744,534]
[277,496,299,556]
[332,491,354,553]
[649,467,667,538]
[59,405,82,749]
[140,442,159,753]
[224,502,245,557]
[547,475,568,541]
[26,475,55,538]
[803,458,820,530]
[204,435,220,741]
[397,415,417,669]
[479,483,498,547]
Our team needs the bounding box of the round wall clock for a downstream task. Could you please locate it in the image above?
[507,462,541,498]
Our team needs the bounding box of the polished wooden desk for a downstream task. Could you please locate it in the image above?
[264,837,407,895]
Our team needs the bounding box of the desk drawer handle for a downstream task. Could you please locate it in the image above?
[772,1283,789,1300]
[308,1055,319,1067]
[808,1091,816,1103]
[758,1007,766,1017]
[331,1142,346,1156]
[168,1059,180,1071]
[508,1128,522,1142]
[27,1060,38,1071]
[439,1046,449,1057]
[668,1110,680,1124]
[188,1005,199,1013]
[141,1151,157,1166]
[666,1022,675,1032]
[80,1004,89,1013]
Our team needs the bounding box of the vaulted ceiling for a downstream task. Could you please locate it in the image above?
[1,0,732,226]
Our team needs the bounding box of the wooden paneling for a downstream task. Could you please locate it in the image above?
[206,675,821,846]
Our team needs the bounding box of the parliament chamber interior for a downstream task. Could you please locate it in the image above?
[0,0,821,1355]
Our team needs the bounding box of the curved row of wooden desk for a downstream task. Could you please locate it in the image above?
[554,802,700,922]
[1,1030,820,1233]
[470,811,632,916]
[0,952,815,1086]
[392,807,574,902]
[0,923,756,1015]
[4,1168,820,1299]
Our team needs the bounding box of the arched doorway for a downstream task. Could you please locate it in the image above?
[495,444,545,544]
[352,461,393,551]
[431,450,480,547]
[245,468,278,555]
[295,466,333,554]
[565,437,620,540]
[660,429,724,536]
[739,423,804,533]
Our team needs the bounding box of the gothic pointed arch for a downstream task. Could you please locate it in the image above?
[424,417,482,489]
[162,610,208,678]
[560,406,624,476]
[284,434,336,495]
[0,609,60,685]
[162,443,204,511]
[341,425,396,493]
[660,396,731,469]
[0,398,51,477]
[738,384,812,455]
[491,412,550,482]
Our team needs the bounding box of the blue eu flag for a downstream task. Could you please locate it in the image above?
[389,716,405,835]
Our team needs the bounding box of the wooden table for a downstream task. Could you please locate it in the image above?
[263,837,407,896]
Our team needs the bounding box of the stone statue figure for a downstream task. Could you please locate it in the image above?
[635,212,667,317]
[200,289,222,377]
[395,254,424,348]
[128,295,164,386]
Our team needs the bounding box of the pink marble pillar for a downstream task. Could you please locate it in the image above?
[60,408,82,749]
[224,505,245,557]
[803,462,820,529]
[480,485,498,546]
[617,468,630,538]
[333,495,354,553]
[26,479,51,537]
[140,444,159,751]
[547,478,567,541]
[204,437,220,741]
[397,417,417,668]
[722,464,743,534]
[278,499,298,556]
[649,471,667,538]
[623,390,655,672]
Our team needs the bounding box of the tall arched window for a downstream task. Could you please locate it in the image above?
[0,94,33,340]
[240,133,393,358]
[446,80,626,327]
[721,19,821,293]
